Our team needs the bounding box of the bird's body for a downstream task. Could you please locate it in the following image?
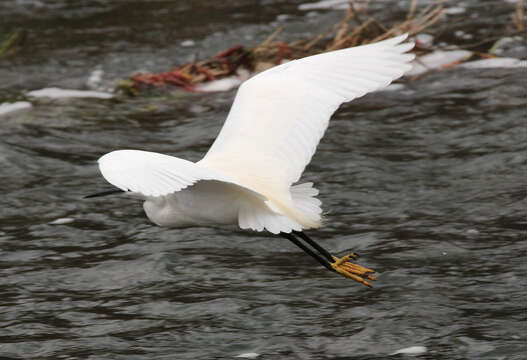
[88,34,415,286]
[142,180,321,230]
[143,181,249,228]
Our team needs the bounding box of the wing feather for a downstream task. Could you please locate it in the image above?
[98,149,263,198]
[199,34,414,191]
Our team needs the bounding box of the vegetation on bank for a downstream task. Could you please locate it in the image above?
[121,0,526,95]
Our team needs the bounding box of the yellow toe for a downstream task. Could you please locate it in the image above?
[330,254,376,287]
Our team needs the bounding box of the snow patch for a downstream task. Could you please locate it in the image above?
[86,69,104,90]
[407,50,472,76]
[460,57,527,69]
[195,77,244,92]
[235,353,260,359]
[49,218,75,225]
[195,69,250,92]
[454,30,473,40]
[0,101,32,116]
[299,0,348,11]
[27,87,114,99]
[443,7,466,15]
[390,346,427,356]
[276,14,290,21]
[181,39,196,47]
[414,33,434,48]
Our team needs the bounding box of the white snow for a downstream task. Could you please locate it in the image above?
[414,33,434,48]
[195,77,244,92]
[49,218,75,225]
[276,14,290,21]
[454,30,473,40]
[195,69,250,92]
[298,0,348,11]
[390,346,427,356]
[460,57,527,69]
[27,87,114,99]
[235,353,260,359]
[181,39,196,47]
[0,101,32,116]
[407,50,472,76]
[86,69,104,90]
[443,7,466,15]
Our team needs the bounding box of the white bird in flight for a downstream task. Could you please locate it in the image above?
[86,34,414,287]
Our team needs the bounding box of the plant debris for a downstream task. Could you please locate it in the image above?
[122,0,524,94]
[126,45,254,93]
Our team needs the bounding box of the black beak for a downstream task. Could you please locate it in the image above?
[84,188,125,199]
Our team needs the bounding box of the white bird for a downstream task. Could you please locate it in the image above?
[86,34,414,286]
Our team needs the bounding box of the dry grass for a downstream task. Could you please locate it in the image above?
[256,0,443,56]
[127,0,444,93]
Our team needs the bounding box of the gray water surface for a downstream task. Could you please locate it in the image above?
[1,1,527,359]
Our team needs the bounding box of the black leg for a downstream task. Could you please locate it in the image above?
[293,231,334,263]
[279,232,336,273]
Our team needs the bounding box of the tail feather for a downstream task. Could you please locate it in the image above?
[290,182,323,229]
[238,197,302,234]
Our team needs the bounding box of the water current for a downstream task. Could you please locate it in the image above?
[1,1,526,359]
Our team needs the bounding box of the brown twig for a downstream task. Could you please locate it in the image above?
[407,0,418,22]
[258,26,285,48]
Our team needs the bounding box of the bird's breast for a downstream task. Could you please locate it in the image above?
[142,181,243,228]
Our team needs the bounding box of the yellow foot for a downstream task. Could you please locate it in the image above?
[331,253,376,287]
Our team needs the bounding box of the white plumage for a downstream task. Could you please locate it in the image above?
[97,34,414,235]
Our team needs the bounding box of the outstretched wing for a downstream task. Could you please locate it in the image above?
[98,149,259,198]
[199,34,414,188]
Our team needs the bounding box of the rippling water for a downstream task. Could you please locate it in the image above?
[2,1,527,359]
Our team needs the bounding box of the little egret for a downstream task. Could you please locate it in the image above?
[86,34,414,286]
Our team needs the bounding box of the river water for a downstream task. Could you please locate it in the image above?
[1,1,527,359]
